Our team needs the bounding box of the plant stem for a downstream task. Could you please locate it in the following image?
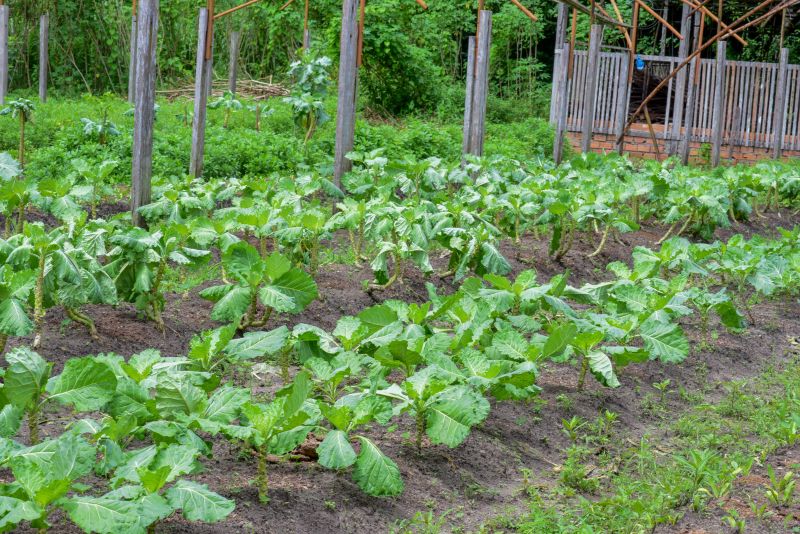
[415,409,425,454]
[66,307,98,339]
[29,405,40,445]
[588,224,610,258]
[578,356,588,391]
[0,334,6,355]
[19,114,25,167]
[257,447,269,503]
[279,348,291,385]
[33,253,45,349]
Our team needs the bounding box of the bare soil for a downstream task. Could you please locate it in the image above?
[6,208,800,533]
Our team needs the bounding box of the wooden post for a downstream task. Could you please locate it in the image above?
[190,9,213,178]
[333,0,359,189]
[0,5,8,105]
[128,12,138,103]
[659,5,668,56]
[680,12,702,165]
[581,24,603,154]
[131,0,159,228]
[468,10,492,157]
[556,2,568,49]
[668,2,690,155]
[303,0,311,51]
[614,51,631,154]
[711,40,726,166]
[228,31,241,95]
[38,14,49,102]
[773,48,789,159]
[462,35,475,159]
[553,44,571,164]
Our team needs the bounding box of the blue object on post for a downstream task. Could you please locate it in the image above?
[635,55,645,71]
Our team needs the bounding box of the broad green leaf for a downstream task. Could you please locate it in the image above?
[541,323,578,360]
[5,347,49,408]
[426,386,490,448]
[317,430,356,469]
[0,299,33,337]
[60,495,140,533]
[0,404,23,438]
[155,380,207,417]
[352,437,403,497]
[0,496,41,531]
[225,326,289,359]
[165,480,234,523]
[639,321,689,364]
[261,269,318,314]
[586,351,620,388]
[46,357,117,411]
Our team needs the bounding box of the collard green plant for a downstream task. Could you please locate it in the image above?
[200,242,317,330]
[0,99,34,166]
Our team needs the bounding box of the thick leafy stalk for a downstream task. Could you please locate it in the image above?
[0,334,6,355]
[33,253,46,349]
[28,403,41,445]
[149,259,167,332]
[66,307,98,340]
[588,224,611,258]
[19,113,25,166]
[415,408,425,454]
[578,356,589,391]
[257,447,269,503]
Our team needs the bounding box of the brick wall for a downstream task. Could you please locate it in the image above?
[567,132,800,165]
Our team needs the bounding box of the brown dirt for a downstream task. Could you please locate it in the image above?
[6,209,800,533]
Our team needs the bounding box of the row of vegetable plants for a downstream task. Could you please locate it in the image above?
[1,224,798,531]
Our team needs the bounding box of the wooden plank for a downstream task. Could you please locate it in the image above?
[791,68,800,149]
[669,2,691,155]
[38,13,49,102]
[554,44,571,163]
[556,2,568,50]
[228,31,241,95]
[773,48,790,158]
[581,24,603,153]
[128,14,138,104]
[190,9,213,178]
[0,5,8,105]
[728,105,741,160]
[462,36,475,158]
[711,40,726,166]
[614,51,631,154]
[468,10,492,156]
[333,0,359,188]
[303,29,311,51]
[131,0,159,228]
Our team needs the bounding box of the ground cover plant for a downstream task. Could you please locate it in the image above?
[0,89,799,533]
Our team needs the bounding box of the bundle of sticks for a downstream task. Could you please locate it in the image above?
[157,79,288,101]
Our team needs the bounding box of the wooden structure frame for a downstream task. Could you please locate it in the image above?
[550,0,800,166]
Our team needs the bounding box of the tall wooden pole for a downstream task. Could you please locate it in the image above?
[614,49,631,154]
[554,43,571,163]
[0,5,8,105]
[190,8,213,178]
[581,24,603,153]
[228,31,241,94]
[128,3,138,104]
[551,1,569,124]
[668,2,691,155]
[773,48,790,159]
[39,14,49,103]
[680,11,703,165]
[131,0,159,228]
[462,35,476,159]
[303,0,311,50]
[468,10,492,157]
[333,0,359,189]
[711,40,726,166]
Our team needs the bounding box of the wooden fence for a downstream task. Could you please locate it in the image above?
[551,49,800,153]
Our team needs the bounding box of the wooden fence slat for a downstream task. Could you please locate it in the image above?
[554,44,571,164]
[773,48,790,158]
[128,14,138,104]
[581,24,603,153]
[711,41,726,166]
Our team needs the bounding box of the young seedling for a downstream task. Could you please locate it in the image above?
[0,98,34,166]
